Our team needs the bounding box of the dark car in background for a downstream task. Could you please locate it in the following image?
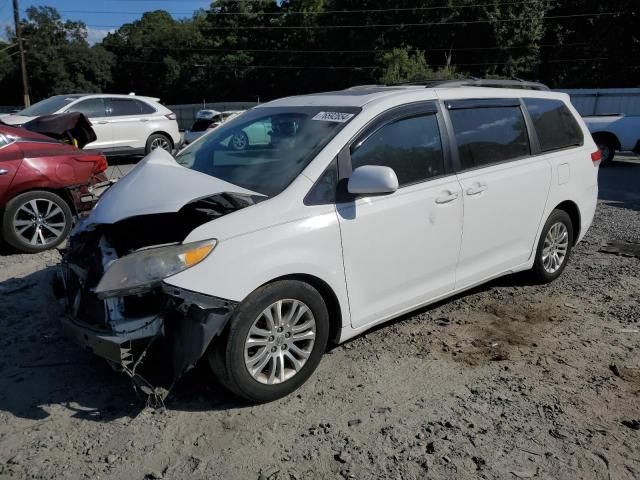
[0,124,108,253]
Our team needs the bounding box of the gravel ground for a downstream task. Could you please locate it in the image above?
[0,158,638,480]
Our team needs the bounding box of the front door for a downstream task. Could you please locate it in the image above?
[337,104,463,329]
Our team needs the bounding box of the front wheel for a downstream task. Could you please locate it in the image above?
[208,280,329,402]
[1,190,73,253]
[531,209,573,283]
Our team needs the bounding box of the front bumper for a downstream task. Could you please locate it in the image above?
[54,236,238,378]
[60,314,162,368]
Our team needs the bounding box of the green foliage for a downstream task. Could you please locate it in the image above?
[0,1,638,106]
[379,49,433,84]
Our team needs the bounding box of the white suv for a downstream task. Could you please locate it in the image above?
[0,94,181,156]
[56,81,600,402]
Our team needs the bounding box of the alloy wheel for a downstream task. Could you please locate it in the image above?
[542,222,569,274]
[231,133,248,150]
[244,299,316,385]
[12,198,67,247]
[150,137,171,151]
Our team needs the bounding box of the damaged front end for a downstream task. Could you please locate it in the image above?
[53,193,255,400]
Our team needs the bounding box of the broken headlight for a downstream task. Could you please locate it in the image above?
[95,239,217,298]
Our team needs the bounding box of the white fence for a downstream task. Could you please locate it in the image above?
[558,89,640,116]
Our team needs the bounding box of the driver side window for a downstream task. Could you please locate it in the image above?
[350,113,445,187]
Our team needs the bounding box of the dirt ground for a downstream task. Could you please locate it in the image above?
[0,158,639,480]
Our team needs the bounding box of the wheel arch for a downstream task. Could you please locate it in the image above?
[591,131,621,151]
[4,186,77,215]
[261,273,344,345]
[148,131,174,149]
[553,200,581,245]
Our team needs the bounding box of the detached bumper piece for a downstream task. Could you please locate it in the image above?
[54,234,237,405]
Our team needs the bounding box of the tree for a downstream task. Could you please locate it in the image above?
[8,7,115,103]
[378,48,432,84]
[102,10,208,103]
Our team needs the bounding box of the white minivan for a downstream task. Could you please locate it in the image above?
[56,81,600,402]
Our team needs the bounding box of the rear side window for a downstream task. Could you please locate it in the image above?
[449,106,530,170]
[350,114,445,186]
[524,98,584,152]
[0,134,10,148]
[67,98,107,118]
[107,99,141,117]
[135,100,156,114]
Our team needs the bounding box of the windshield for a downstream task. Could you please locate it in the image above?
[175,106,360,196]
[19,95,80,117]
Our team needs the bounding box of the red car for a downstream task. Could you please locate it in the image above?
[0,124,107,253]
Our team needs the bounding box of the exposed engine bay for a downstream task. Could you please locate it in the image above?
[53,193,255,403]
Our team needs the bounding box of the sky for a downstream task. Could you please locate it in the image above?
[0,0,211,43]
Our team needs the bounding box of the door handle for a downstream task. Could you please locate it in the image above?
[96,121,108,125]
[0,168,8,176]
[466,184,487,196]
[140,118,149,122]
[435,191,459,204]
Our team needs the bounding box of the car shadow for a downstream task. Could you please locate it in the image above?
[0,266,252,423]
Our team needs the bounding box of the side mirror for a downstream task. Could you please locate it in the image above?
[347,165,399,195]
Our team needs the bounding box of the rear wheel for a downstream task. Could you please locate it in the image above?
[1,191,73,253]
[531,209,573,283]
[145,133,173,154]
[595,137,616,164]
[229,131,249,151]
[208,280,329,402]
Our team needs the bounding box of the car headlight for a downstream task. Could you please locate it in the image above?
[95,239,217,298]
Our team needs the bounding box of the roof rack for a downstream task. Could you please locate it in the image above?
[383,78,550,91]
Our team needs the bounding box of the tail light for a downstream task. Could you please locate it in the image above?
[165,113,177,120]
[591,149,602,166]
[76,154,108,174]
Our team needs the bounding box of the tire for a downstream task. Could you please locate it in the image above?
[1,190,73,253]
[595,138,616,165]
[145,133,173,154]
[208,280,329,403]
[229,131,249,151]
[531,209,573,283]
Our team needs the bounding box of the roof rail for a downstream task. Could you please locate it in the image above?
[429,78,550,91]
[382,78,549,91]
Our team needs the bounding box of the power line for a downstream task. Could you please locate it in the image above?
[85,12,622,29]
[60,1,559,17]
[104,42,590,54]
[121,57,607,69]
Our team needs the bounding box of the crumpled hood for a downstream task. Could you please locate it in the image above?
[87,148,262,225]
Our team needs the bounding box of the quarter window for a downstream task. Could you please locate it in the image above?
[67,98,107,118]
[524,98,583,152]
[350,114,445,187]
[449,106,530,170]
[107,99,141,117]
[135,100,156,114]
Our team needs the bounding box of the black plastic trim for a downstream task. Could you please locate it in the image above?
[446,98,522,110]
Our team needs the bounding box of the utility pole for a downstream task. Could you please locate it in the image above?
[12,0,30,107]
